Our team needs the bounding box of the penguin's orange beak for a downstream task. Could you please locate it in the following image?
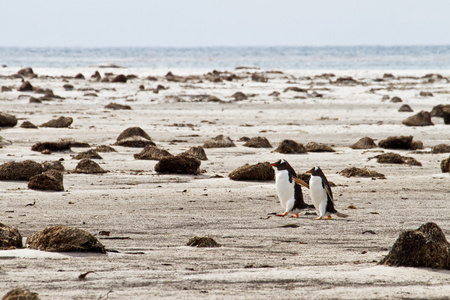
[293,177,310,189]
[270,163,276,166]
[306,170,311,174]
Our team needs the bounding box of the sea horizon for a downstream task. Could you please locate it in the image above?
[1,45,450,70]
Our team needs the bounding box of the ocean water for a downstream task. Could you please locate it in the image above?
[1,46,450,70]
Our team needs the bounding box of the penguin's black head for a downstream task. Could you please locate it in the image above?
[306,166,322,176]
[270,159,290,170]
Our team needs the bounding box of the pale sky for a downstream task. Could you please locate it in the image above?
[1,0,450,47]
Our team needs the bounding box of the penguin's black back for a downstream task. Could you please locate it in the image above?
[293,183,310,209]
[309,166,337,213]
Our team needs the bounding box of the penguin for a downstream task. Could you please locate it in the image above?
[302,166,348,220]
[270,159,312,218]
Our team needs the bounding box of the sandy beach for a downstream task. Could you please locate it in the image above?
[0,66,449,299]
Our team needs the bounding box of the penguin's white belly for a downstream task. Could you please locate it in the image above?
[309,176,327,210]
[275,171,294,210]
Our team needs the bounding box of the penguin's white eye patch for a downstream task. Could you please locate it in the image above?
[314,166,318,171]
[281,159,286,164]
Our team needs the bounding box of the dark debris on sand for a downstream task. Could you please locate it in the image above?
[305,142,335,152]
[0,223,23,250]
[441,156,450,173]
[273,139,307,154]
[0,112,18,127]
[73,149,103,160]
[187,236,221,248]
[229,162,274,181]
[40,116,73,128]
[371,152,422,166]
[203,135,236,148]
[73,159,107,174]
[28,169,64,191]
[432,144,450,154]
[31,141,71,152]
[339,167,386,179]
[378,135,423,150]
[402,111,434,126]
[181,146,208,160]
[243,136,272,148]
[26,225,106,253]
[2,288,40,300]
[0,160,43,181]
[350,137,377,149]
[380,222,450,270]
[134,145,173,160]
[155,154,201,175]
[114,127,155,147]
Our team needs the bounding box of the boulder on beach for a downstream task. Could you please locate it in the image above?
[283,86,308,93]
[74,73,85,80]
[115,136,156,147]
[203,135,236,148]
[73,149,103,160]
[74,159,107,174]
[402,111,434,126]
[104,102,132,110]
[0,223,23,250]
[243,136,272,148]
[28,169,64,191]
[40,116,73,128]
[134,145,173,160]
[20,120,38,128]
[0,160,43,181]
[181,146,208,161]
[378,135,413,150]
[372,152,422,166]
[17,67,35,77]
[114,127,155,147]
[305,142,335,152]
[273,140,307,154]
[390,96,403,103]
[251,72,268,83]
[379,222,450,270]
[441,157,450,173]
[229,162,274,181]
[334,76,360,85]
[2,288,40,300]
[31,141,71,152]
[339,167,386,179]
[29,96,42,103]
[187,236,221,248]
[42,160,65,172]
[154,154,201,175]
[432,144,450,154]
[116,127,151,141]
[18,81,33,91]
[231,91,248,101]
[165,72,187,83]
[350,137,377,149]
[27,225,106,253]
[430,104,450,117]
[398,104,413,112]
[111,74,127,83]
[0,112,18,127]
[63,84,74,91]
[94,145,117,152]
[419,91,433,97]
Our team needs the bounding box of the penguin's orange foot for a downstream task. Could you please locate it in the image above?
[276,212,288,217]
[326,215,332,220]
[289,214,299,218]
[314,216,323,220]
